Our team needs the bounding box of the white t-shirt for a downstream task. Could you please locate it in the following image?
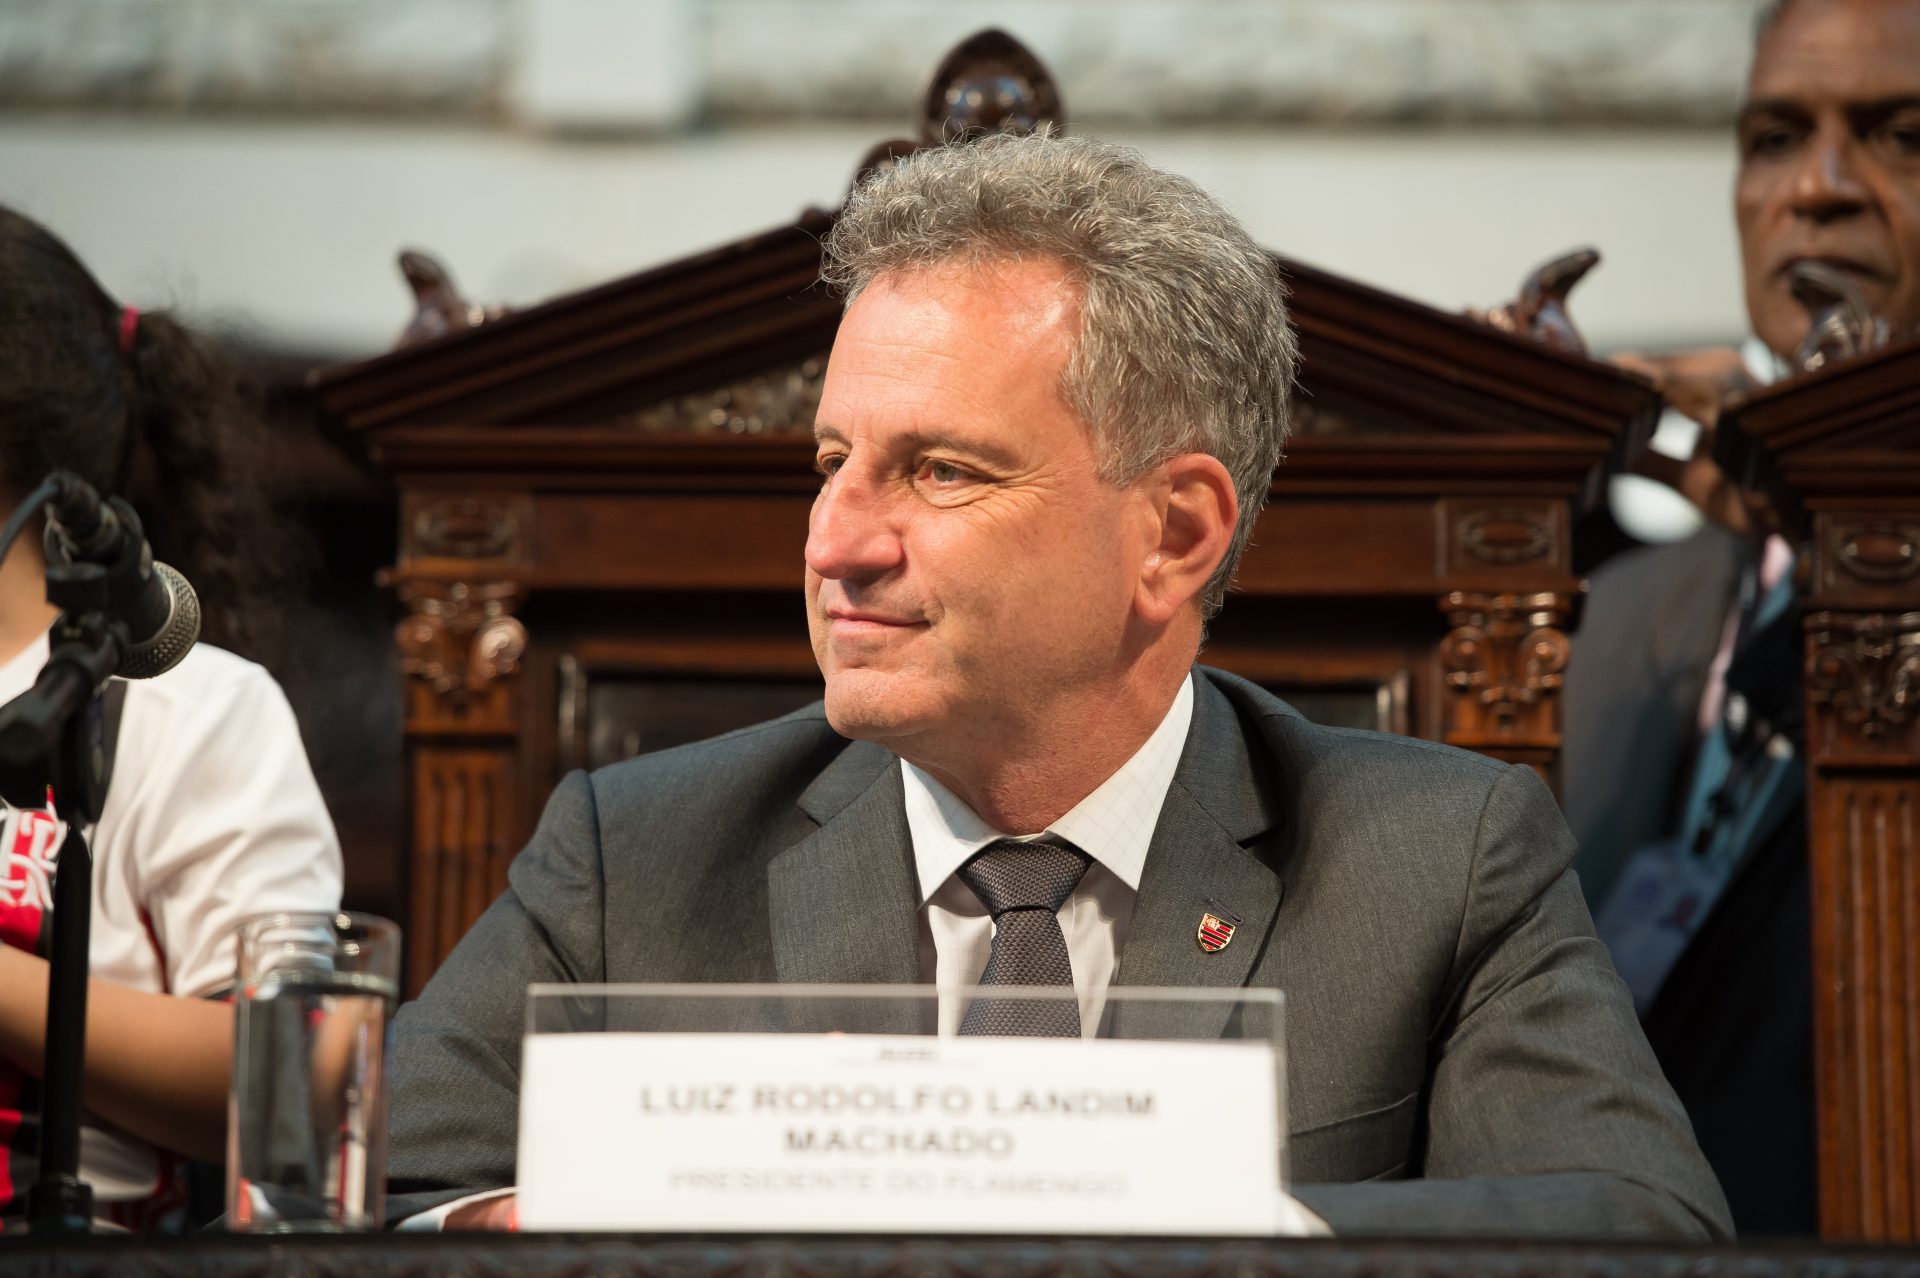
[0,632,343,1228]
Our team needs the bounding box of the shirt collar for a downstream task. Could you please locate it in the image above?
[901,673,1195,903]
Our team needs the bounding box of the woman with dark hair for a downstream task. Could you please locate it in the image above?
[0,206,341,1229]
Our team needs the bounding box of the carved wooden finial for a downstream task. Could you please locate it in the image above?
[919,29,1066,146]
[847,31,1067,193]
[1477,247,1601,355]
[396,248,510,349]
[397,248,474,348]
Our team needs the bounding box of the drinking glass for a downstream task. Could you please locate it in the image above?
[226,911,400,1231]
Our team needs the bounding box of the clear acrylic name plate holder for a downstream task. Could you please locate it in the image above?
[518,983,1291,1235]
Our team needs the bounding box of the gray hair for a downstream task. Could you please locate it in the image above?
[821,132,1295,618]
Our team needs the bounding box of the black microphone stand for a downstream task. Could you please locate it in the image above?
[0,562,133,1236]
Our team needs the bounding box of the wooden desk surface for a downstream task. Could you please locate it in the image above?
[1,1232,1916,1278]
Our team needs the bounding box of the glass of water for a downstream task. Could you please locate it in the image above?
[226,911,401,1232]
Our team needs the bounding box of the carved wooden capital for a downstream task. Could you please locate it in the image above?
[394,580,528,716]
[1805,610,1920,746]
[1438,591,1572,743]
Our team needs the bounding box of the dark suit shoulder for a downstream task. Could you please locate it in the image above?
[584,701,845,811]
[1281,716,1507,777]
[575,702,876,983]
[1269,717,1522,889]
[590,700,835,779]
[1195,665,1522,887]
[1199,663,1506,785]
[578,703,852,877]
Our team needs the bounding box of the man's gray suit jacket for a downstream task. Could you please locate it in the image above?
[388,667,1732,1239]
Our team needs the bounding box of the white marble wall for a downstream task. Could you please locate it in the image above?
[0,1,1761,358]
[710,0,1757,126]
[0,0,1764,127]
[0,0,508,113]
[0,118,1746,358]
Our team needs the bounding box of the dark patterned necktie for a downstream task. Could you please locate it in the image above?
[957,836,1092,1037]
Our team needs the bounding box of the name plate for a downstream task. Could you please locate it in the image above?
[518,1032,1289,1234]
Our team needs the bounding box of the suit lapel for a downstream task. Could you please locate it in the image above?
[767,742,923,1031]
[1110,673,1286,1040]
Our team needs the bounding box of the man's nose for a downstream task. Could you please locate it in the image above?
[1788,125,1870,223]
[806,466,904,581]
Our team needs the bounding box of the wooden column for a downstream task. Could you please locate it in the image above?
[1716,339,1920,1242]
[393,576,527,995]
[1803,518,1920,1242]
[387,492,533,995]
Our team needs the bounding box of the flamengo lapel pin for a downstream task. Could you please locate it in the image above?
[1197,905,1239,953]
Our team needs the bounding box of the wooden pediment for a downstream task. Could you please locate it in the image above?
[313,215,1657,503]
[312,26,1657,512]
[1716,335,1920,539]
[1276,257,1657,501]
[313,17,1666,639]
[313,211,839,441]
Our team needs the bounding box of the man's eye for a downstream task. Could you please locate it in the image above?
[1873,114,1920,157]
[922,460,970,485]
[815,455,846,480]
[1745,125,1800,158]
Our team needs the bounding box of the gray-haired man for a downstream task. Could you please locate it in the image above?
[388,133,1731,1240]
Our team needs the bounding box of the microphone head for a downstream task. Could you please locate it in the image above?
[119,562,201,679]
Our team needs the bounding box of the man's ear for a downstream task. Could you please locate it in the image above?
[1134,453,1239,626]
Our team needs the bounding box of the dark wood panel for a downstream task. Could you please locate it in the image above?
[1811,773,1920,1243]
[1231,500,1581,599]
[409,746,516,992]
[533,494,813,590]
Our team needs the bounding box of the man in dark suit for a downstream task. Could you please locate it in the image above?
[1563,0,1920,1234]
[388,132,1730,1239]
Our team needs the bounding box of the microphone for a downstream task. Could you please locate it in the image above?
[44,473,201,679]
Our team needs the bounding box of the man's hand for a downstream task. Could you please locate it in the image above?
[445,1192,519,1231]
[1610,347,1773,539]
[1610,347,1755,434]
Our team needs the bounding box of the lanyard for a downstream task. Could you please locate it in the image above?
[1677,568,1803,878]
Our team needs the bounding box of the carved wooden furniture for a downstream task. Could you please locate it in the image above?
[311,209,1656,998]
[1718,338,1920,1244]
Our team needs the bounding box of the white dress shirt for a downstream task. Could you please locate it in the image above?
[904,674,1194,1036]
